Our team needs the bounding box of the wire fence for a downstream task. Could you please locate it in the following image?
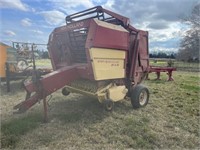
[150,58,200,72]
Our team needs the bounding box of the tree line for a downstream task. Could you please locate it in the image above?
[149,52,176,59]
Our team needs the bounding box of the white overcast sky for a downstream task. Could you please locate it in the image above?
[0,0,199,53]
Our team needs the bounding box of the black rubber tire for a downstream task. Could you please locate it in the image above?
[103,99,114,111]
[131,84,149,109]
[62,87,70,96]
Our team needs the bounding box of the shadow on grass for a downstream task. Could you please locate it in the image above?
[50,95,133,124]
[1,113,42,149]
[49,95,158,148]
[146,79,167,84]
[1,94,152,149]
[51,96,107,124]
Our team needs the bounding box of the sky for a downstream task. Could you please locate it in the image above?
[0,0,199,53]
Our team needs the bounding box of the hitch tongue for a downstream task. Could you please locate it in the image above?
[13,93,41,113]
[13,91,49,122]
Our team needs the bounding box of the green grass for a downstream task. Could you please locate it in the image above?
[35,59,52,68]
[119,116,156,149]
[1,113,42,148]
[180,84,200,91]
[1,71,199,149]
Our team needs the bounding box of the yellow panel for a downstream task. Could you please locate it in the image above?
[90,47,125,59]
[89,48,126,80]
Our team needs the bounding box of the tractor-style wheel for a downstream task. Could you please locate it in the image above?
[17,59,28,71]
[62,87,70,96]
[131,85,149,109]
[103,99,114,111]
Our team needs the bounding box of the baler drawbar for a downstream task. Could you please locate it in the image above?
[14,6,150,121]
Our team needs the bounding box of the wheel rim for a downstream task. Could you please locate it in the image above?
[139,90,148,106]
[17,60,28,70]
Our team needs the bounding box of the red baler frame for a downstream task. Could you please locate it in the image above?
[14,6,149,121]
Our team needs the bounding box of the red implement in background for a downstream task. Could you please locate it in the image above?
[148,66,176,81]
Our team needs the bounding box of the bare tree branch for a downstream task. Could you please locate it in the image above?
[177,3,200,62]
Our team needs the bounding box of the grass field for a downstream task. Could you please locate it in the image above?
[1,69,199,149]
[35,59,52,68]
